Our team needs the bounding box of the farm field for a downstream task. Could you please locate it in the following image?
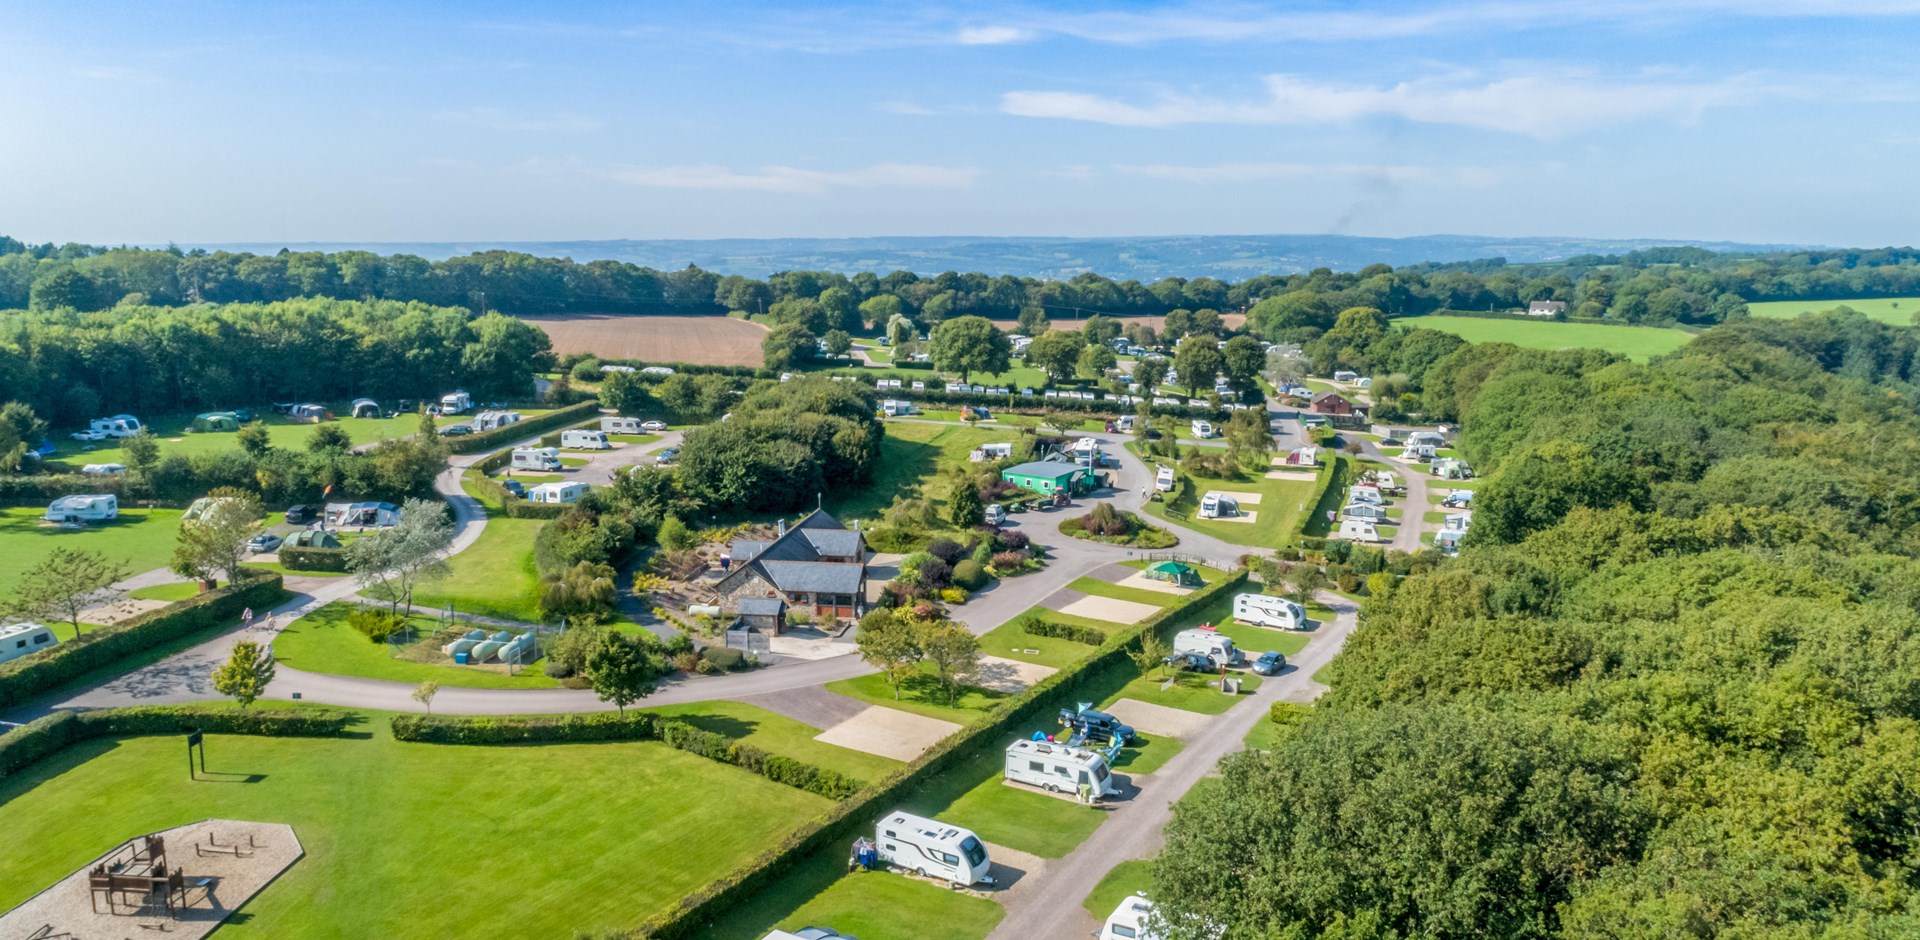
[1748,296,1920,325]
[44,410,473,471]
[0,712,832,938]
[527,314,769,366]
[0,507,184,595]
[1397,315,1692,361]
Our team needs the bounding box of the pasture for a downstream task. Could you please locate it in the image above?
[0,712,831,938]
[1398,315,1693,361]
[1747,296,1920,325]
[527,314,769,366]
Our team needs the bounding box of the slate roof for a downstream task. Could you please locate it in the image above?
[716,509,866,599]
[737,597,786,617]
[758,561,864,594]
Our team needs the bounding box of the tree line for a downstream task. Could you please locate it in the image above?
[1155,308,1920,939]
[6,233,1920,329]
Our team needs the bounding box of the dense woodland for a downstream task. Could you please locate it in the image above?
[1157,311,1920,939]
[6,234,1920,329]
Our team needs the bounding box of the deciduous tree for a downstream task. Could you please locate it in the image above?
[8,548,128,637]
[212,640,276,708]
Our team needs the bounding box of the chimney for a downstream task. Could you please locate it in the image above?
[778,518,787,537]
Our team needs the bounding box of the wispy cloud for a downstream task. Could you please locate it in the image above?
[877,101,938,116]
[956,25,1032,45]
[1114,163,1442,184]
[604,163,980,194]
[436,107,603,132]
[1004,71,1769,137]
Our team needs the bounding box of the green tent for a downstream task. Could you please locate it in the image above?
[284,529,342,549]
[1145,561,1201,586]
[192,411,240,432]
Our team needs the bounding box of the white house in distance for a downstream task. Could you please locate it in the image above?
[45,494,118,523]
[0,622,57,665]
[1526,300,1568,317]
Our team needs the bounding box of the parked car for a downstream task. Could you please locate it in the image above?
[1251,650,1288,676]
[284,504,316,524]
[502,479,527,497]
[1059,706,1136,745]
[247,533,285,554]
[231,408,255,422]
[440,424,475,436]
[655,447,679,463]
[640,420,668,432]
[70,429,109,441]
[1164,651,1215,672]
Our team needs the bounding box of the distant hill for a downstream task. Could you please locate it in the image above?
[174,234,1816,281]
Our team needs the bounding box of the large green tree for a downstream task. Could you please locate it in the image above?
[1024,330,1083,383]
[928,316,1012,384]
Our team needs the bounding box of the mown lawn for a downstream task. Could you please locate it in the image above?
[977,615,1106,670]
[42,409,487,472]
[1396,315,1692,361]
[270,602,561,689]
[127,580,217,603]
[0,710,831,938]
[410,517,546,622]
[1102,670,1262,715]
[1747,296,1920,325]
[1128,442,1317,548]
[0,507,184,595]
[1110,733,1184,775]
[825,666,1010,724]
[640,700,905,783]
[769,870,1004,940]
[1084,858,1156,920]
[905,740,1109,858]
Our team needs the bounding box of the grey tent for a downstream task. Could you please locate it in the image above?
[350,398,380,418]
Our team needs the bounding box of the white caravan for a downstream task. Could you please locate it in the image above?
[88,415,144,438]
[510,447,562,472]
[1003,739,1118,800]
[1189,419,1215,439]
[0,622,58,666]
[881,399,918,417]
[1338,519,1384,542]
[1154,466,1176,492]
[1347,484,1384,505]
[1198,492,1239,519]
[527,481,590,504]
[1233,593,1306,630]
[874,811,994,887]
[1173,628,1244,668]
[561,429,610,450]
[439,390,473,415]
[969,442,1014,462]
[1100,894,1161,940]
[600,416,645,435]
[45,494,119,522]
[471,410,522,432]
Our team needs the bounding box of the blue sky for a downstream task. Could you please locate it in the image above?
[3,1,1918,246]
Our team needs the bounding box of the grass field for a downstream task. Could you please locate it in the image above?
[1084,858,1156,921]
[1398,315,1693,361]
[1129,443,1317,548]
[977,610,1109,669]
[0,507,184,595]
[43,410,477,471]
[127,580,214,603]
[410,516,546,622]
[527,313,770,366]
[826,666,1011,724]
[0,712,831,938]
[1102,670,1261,715]
[1067,576,1187,609]
[766,870,1005,940]
[1747,296,1920,325]
[907,741,1109,858]
[828,420,1005,522]
[639,700,905,783]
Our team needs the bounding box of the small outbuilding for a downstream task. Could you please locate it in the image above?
[735,597,788,635]
[1310,392,1356,415]
[1001,459,1096,496]
[350,398,380,418]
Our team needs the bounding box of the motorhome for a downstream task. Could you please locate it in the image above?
[0,622,57,666]
[527,481,590,504]
[1198,492,1238,519]
[1333,369,1360,383]
[600,416,645,435]
[1189,419,1215,439]
[1233,593,1306,630]
[45,494,118,523]
[1154,466,1176,492]
[1173,627,1244,668]
[511,447,563,472]
[88,415,143,438]
[439,390,473,415]
[561,429,610,450]
[1337,519,1384,542]
[874,811,994,887]
[471,410,522,432]
[1100,894,1161,940]
[1003,739,1118,800]
[984,503,1006,525]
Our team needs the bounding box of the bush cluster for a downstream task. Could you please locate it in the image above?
[0,573,285,709]
[1,705,352,780]
[279,546,350,572]
[1019,615,1104,646]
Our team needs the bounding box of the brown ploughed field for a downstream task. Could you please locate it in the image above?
[526,314,769,366]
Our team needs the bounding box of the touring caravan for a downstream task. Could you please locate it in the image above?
[874,811,994,887]
[881,399,918,417]
[600,416,645,435]
[1234,593,1306,630]
[1189,419,1215,439]
[1154,466,1176,493]
[0,622,57,666]
[1100,895,1161,940]
[88,415,143,438]
[1337,519,1383,542]
[511,447,563,472]
[969,442,1014,462]
[1173,627,1244,668]
[45,494,118,523]
[1342,502,1389,523]
[1347,484,1384,505]
[1198,492,1238,519]
[1003,739,1118,800]
[527,481,590,504]
[561,429,610,450]
[472,410,522,432]
[325,501,402,528]
[439,390,473,415]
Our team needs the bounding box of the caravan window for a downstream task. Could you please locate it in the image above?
[1112,926,1139,939]
[34,634,49,645]
[960,836,987,867]
[1029,761,1045,772]
[941,852,959,866]
[1077,770,1090,784]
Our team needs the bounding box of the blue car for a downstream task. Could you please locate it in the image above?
[1251,650,1288,676]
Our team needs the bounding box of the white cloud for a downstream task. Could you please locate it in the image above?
[877,101,938,116]
[604,163,980,194]
[437,107,603,132]
[1115,163,1436,184]
[956,25,1031,45]
[1003,71,1768,137]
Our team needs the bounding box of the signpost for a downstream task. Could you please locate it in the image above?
[186,730,205,779]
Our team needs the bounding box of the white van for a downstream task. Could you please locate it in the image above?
[1100,894,1161,940]
[600,416,645,435]
[1154,466,1176,493]
[1004,739,1118,800]
[1233,593,1306,630]
[45,494,119,522]
[561,429,610,450]
[1338,519,1383,542]
[875,811,994,887]
[1173,628,1243,668]
[510,447,562,472]
[1190,419,1214,439]
[984,503,1007,525]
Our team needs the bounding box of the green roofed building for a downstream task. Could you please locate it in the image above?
[1000,459,1097,496]
[1145,561,1201,586]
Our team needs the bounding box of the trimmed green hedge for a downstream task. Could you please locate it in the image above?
[0,705,354,781]
[622,568,1250,939]
[0,473,129,507]
[389,713,862,801]
[0,573,286,710]
[444,400,602,455]
[279,546,351,572]
[1295,455,1351,541]
[1021,615,1103,646]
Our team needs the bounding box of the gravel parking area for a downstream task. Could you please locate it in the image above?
[814,705,963,761]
